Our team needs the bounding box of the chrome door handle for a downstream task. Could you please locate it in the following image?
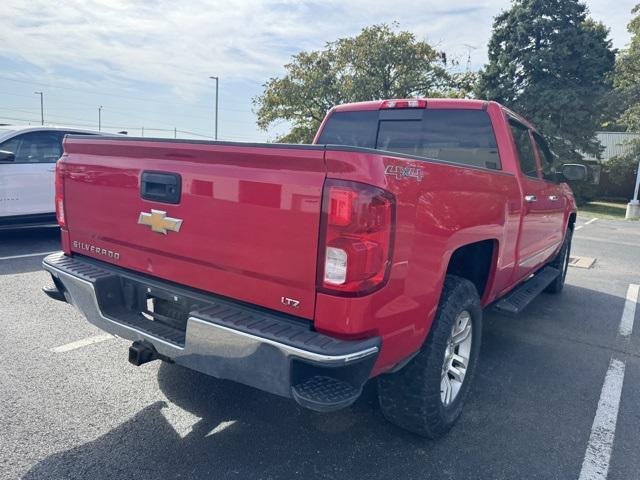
[524,195,537,203]
[548,195,559,201]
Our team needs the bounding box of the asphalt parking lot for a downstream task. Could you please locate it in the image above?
[1,216,639,480]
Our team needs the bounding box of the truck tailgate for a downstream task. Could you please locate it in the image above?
[61,137,326,319]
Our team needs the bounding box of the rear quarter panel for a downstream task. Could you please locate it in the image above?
[315,149,521,375]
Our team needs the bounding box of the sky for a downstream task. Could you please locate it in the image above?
[0,0,637,142]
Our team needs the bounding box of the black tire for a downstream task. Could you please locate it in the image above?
[544,226,573,294]
[377,275,482,438]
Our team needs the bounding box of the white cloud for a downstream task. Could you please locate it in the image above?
[2,1,305,96]
[0,0,635,140]
[1,0,635,98]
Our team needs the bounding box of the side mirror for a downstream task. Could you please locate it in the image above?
[561,163,587,182]
[0,150,15,162]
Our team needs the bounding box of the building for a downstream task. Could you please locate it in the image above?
[585,131,639,162]
[583,131,639,198]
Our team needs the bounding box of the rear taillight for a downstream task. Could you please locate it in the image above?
[318,180,395,296]
[380,99,427,109]
[55,159,66,228]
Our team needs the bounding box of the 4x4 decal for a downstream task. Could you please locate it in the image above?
[384,165,424,181]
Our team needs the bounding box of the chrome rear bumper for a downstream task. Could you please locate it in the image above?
[43,253,379,409]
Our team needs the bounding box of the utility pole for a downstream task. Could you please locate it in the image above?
[98,106,103,131]
[209,76,219,140]
[463,44,477,72]
[34,91,44,125]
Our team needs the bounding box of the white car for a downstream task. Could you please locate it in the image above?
[0,126,103,229]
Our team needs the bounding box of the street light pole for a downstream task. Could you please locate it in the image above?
[34,91,44,125]
[209,76,219,140]
[626,160,640,219]
[98,106,103,131]
[633,161,640,203]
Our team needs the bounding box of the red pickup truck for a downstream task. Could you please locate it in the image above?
[43,98,586,437]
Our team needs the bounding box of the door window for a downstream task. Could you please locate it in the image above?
[0,137,22,161]
[532,132,558,182]
[509,120,539,178]
[0,131,63,164]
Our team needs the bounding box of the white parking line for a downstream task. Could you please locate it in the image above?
[619,284,640,337]
[578,358,626,480]
[50,333,114,353]
[0,251,57,261]
[578,282,636,479]
[575,218,598,231]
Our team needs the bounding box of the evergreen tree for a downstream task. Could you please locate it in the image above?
[477,0,616,161]
[605,4,640,188]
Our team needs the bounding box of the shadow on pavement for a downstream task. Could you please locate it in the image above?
[22,367,418,480]
[21,284,623,480]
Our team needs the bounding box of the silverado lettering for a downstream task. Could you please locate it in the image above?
[72,241,120,260]
[44,98,585,438]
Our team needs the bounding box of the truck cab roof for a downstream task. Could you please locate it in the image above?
[330,98,537,131]
[332,98,489,112]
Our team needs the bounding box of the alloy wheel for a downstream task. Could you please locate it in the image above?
[440,310,473,406]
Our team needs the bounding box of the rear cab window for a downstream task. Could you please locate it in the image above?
[317,108,501,170]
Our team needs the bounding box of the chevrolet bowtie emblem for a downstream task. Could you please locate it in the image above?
[137,209,183,235]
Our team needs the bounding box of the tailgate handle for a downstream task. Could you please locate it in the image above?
[141,171,182,204]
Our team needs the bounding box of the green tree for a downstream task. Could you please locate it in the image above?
[606,4,640,188]
[254,24,450,143]
[477,0,616,162]
[616,5,640,130]
[445,71,480,99]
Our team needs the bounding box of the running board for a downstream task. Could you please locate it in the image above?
[493,266,560,315]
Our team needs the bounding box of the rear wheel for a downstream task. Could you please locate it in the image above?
[377,275,482,438]
[545,226,573,294]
